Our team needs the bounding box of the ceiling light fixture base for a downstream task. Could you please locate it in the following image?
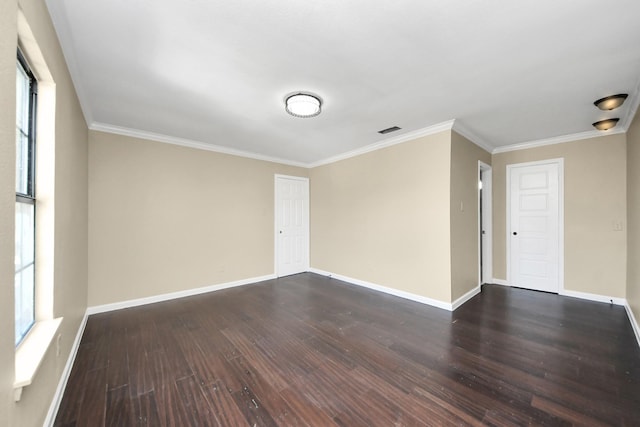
[285,92,322,118]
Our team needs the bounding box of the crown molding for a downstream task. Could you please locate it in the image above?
[451,120,494,153]
[492,127,626,154]
[89,122,309,168]
[307,120,455,168]
[619,76,640,132]
[92,120,459,170]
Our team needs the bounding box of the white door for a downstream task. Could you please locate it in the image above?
[275,175,309,277]
[508,160,562,293]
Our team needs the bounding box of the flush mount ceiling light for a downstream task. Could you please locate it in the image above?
[592,118,620,131]
[285,92,322,118]
[594,94,628,111]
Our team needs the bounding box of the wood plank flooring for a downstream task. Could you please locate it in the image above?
[54,273,640,426]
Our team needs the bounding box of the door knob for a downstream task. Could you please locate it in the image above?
[513,232,518,235]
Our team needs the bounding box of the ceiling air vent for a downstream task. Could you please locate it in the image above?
[378,126,401,135]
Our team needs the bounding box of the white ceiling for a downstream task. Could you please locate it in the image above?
[45,0,640,166]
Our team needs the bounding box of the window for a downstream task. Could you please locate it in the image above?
[15,50,37,346]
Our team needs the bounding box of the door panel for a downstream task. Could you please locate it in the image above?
[509,162,560,293]
[275,176,309,277]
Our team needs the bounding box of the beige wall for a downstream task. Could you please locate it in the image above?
[88,131,307,306]
[492,134,627,298]
[450,132,491,300]
[627,110,640,321]
[0,0,88,426]
[309,131,453,302]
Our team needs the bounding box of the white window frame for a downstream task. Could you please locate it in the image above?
[13,11,62,402]
[15,49,38,347]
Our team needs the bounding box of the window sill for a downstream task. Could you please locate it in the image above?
[14,317,62,402]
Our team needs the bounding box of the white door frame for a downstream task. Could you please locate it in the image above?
[478,161,492,285]
[274,174,310,277]
[506,158,564,292]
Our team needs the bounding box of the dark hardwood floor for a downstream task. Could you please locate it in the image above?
[54,273,640,426]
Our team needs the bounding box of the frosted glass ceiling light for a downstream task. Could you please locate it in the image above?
[594,94,628,111]
[592,118,619,131]
[285,92,322,118]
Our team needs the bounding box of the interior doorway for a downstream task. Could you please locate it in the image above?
[274,175,309,277]
[479,162,492,285]
[507,159,563,293]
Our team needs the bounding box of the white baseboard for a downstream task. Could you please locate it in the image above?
[452,286,481,310]
[87,274,276,315]
[43,312,88,427]
[624,302,640,349]
[490,279,627,307]
[559,289,626,306]
[308,268,476,311]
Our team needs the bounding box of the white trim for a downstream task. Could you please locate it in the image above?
[90,120,460,170]
[43,313,88,427]
[89,112,640,168]
[452,120,494,153]
[492,128,625,154]
[14,318,63,401]
[624,302,640,349]
[619,77,640,133]
[506,158,564,294]
[491,279,628,308]
[90,122,308,168]
[308,120,455,168]
[274,175,310,277]
[309,268,469,311]
[86,274,275,315]
[452,286,481,311]
[559,289,626,306]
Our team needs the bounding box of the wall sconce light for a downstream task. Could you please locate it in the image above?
[592,118,620,131]
[594,94,628,111]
